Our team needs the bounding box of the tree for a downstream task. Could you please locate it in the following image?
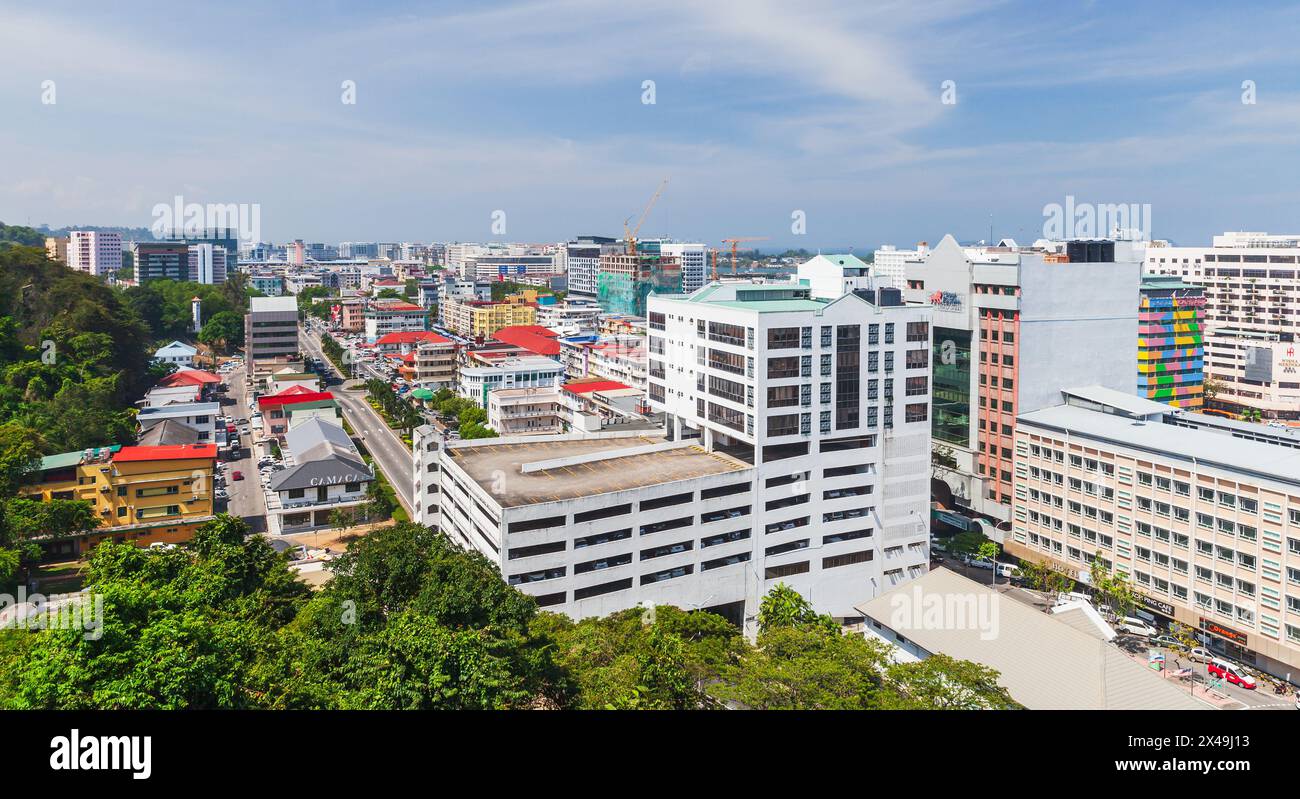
[758,583,839,635]
[198,310,244,352]
[883,653,1020,709]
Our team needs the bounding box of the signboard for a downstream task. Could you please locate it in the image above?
[932,509,975,532]
[928,290,964,313]
[1199,617,1248,646]
[1138,593,1176,618]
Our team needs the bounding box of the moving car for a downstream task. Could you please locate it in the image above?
[1207,658,1256,689]
[1151,634,1181,648]
[232,470,244,481]
[960,554,995,570]
[995,563,1022,581]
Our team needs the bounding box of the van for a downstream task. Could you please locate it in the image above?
[996,563,1022,581]
[1057,591,1092,606]
[1207,658,1256,689]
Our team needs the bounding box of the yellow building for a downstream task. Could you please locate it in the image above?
[443,296,538,338]
[19,443,219,558]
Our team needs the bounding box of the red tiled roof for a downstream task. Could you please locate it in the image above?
[113,444,218,462]
[492,326,561,356]
[375,331,450,346]
[374,301,424,312]
[257,390,335,410]
[158,369,221,387]
[562,380,631,395]
[496,325,559,338]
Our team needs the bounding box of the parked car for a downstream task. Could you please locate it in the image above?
[1118,616,1158,637]
[232,470,244,481]
[961,554,995,570]
[1150,634,1181,649]
[996,563,1022,581]
[1187,646,1213,663]
[1207,658,1257,689]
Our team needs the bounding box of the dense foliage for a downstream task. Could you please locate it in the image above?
[0,518,1019,710]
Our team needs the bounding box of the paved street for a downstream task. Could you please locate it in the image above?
[216,362,267,534]
[298,325,416,514]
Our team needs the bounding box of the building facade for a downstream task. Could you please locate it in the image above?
[1010,385,1300,680]
[1138,276,1205,409]
[245,296,300,362]
[903,235,1143,528]
[67,231,122,277]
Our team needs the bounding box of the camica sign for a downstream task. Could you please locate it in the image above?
[928,290,964,312]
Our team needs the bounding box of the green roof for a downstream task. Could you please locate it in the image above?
[410,388,435,400]
[704,299,830,312]
[37,445,122,472]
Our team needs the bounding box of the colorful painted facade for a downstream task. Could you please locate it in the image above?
[1138,276,1205,408]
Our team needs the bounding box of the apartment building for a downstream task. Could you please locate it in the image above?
[45,236,69,264]
[536,298,602,332]
[67,231,122,277]
[441,296,538,338]
[245,296,300,362]
[435,276,491,324]
[561,337,648,390]
[1010,385,1300,679]
[363,300,427,343]
[458,356,565,406]
[136,402,220,443]
[1138,276,1205,409]
[19,443,218,557]
[1145,232,1300,418]
[903,235,1143,529]
[872,243,928,290]
[487,387,566,435]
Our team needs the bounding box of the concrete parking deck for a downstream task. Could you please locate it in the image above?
[448,435,751,507]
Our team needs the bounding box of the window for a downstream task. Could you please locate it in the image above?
[767,327,800,349]
[767,385,799,408]
[767,356,800,379]
[835,325,860,429]
[574,504,632,524]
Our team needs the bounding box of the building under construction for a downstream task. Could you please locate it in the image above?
[596,251,682,317]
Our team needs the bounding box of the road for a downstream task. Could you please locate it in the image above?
[216,362,267,533]
[298,324,415,515]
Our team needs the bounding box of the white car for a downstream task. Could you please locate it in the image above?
[961,554,996,570]
[1118,616,1158,637]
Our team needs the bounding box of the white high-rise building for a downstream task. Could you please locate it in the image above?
[660,242,708,293]
[67,231,122,277]
[187,244,228,284]
[872,243,929,290]
[560,236,621,298]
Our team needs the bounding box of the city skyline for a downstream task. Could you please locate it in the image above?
[4,1,1300,246]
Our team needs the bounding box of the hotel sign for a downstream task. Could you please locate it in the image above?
[1199,617,1248,646]
[928,290,964,313]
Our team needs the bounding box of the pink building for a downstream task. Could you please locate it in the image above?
[67,231,123,277]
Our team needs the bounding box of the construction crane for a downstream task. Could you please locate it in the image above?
[624,178,669,255]
[720,237,769,276]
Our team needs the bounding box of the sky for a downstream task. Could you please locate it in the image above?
[2,0,1300,249]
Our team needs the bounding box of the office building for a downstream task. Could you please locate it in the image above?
[1138,276,1205,408]
[133,241,189,282]
[364,299,428,343]
[1010,384,1300,679]
[903,235,1143,529]
[188,243,229,284]
[458,356,565,406]
[245,296,300,362]
[560,236,622,298]
[660,242,709,293]
[67,231,122,277]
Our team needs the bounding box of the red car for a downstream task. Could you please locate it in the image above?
[231,470,244,481]
[226,424,237,434]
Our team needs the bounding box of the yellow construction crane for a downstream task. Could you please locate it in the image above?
[720,237,769,276]
[624,178,669,255]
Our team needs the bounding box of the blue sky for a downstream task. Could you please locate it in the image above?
[2,0,1299,248]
